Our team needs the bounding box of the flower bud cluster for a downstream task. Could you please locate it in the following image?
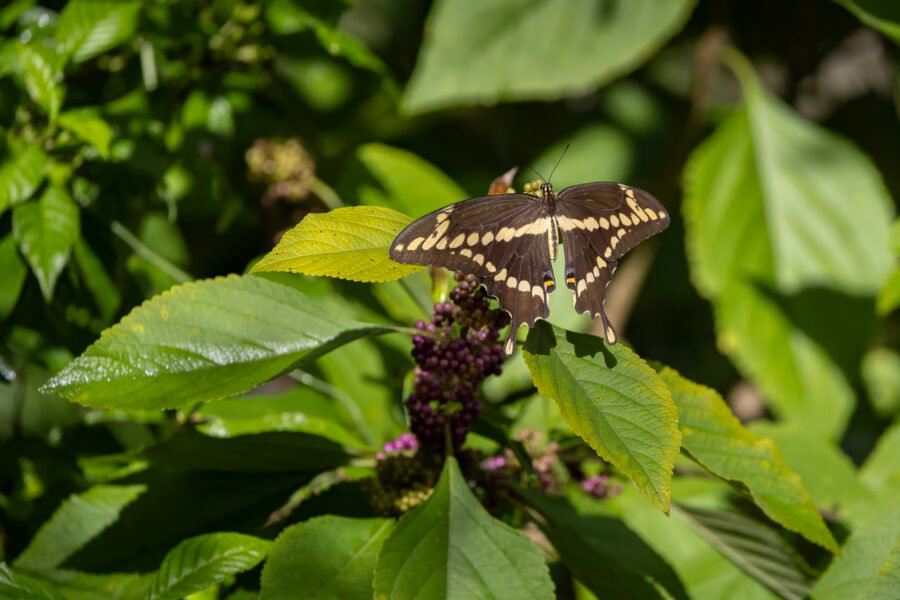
[245,138,315,202]
[361,452,442,516]
[580,473,623,500]
[407,273,507,449]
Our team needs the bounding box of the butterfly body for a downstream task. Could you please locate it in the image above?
[390,180,668,354]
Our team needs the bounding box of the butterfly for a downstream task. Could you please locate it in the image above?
[390,179,669,355]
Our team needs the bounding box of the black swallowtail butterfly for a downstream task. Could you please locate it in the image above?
[390,180,669,355]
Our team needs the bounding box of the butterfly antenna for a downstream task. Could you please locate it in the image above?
[527,165,545,182]
[547,144,570,185]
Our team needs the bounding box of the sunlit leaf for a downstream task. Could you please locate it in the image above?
[836,0,900,42]
[352,143,466,216]
[251,206,422,282]
[682,53,893,437]
[811,506,900,600]
[0,234,28,319]
[0,140,48,214]
[525,492,689,600]
[13,485,146,572]
[676,505,815,600]
[59,108,114,158]
[56,0,141,63]
[523,321,681,513]
[17,45,64,123]
[0,563,64,600]
[404,0,697,112]
[660,367,839,553]
[148,533,271,600]
[261,517,392,599]
[12,185,81,301]
[41,275,390,410]
[373,456,554,599]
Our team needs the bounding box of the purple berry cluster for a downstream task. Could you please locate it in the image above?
[407,273,508,449]
[376,432,419,460]
[580,473,623,499]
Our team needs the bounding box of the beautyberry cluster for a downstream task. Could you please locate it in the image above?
[407,273,508,449]
[580,473,623,499]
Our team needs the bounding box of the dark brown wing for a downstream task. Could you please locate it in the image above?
[555,182,669,344]
[390,194,557,354]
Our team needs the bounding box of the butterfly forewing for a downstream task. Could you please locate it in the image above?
[556,182,669,343]
[390,193,556,354]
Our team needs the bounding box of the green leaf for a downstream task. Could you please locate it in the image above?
[403,0,697,112]
[13,485,146,572]
[877,267,900,314]
[682,53,893,437]
[251,206,422,282]
[352,143,467,216]
[373,456,554,599]
[17,45,64,123]
[859,423,900,500]
[811,506,900,600]
[73,238,121,322]
[524,492,688,600]
[863,347,900,417]
[659,367,839,553]
[748,421,869,523]
[12,185,81,301]
[37,571,153,600]
[675,505,815,600]
[0,563,65,600]
[0,141,48,213]
[836,1,900,42]
[59,108,114,158]
[41,274,390,410]
[0,234,28,318]
[523,321,681,513]
[148,533,271,600]
[56,0,141,63]
[261,517,392,600]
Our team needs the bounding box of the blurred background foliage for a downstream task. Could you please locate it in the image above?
[0,0,899,598]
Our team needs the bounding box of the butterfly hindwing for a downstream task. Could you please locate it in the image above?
[556,182,669,343]
[390,194,556,354]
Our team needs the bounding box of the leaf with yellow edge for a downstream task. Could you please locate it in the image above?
[251,206,423,282]
[659,367,840,553]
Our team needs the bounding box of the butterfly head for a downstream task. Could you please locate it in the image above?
[523,179,553,199]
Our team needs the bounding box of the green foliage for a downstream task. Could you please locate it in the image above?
[12,185,80,301]
[42,275,389,410]
[251,206,422,282]
[836,0,900,42]
[374,456,554,599]
[55,0,141,63]
[660,368,839,552]
[524,321,681,513]
[0,563,65,600]
[683,52,894,438]
[404,0,697,112]
[148,533,271,600]
[13,485,146,572]
[260,517,392,599]
[0,142,47,214]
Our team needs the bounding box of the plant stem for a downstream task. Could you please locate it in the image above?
[111,221,192,283]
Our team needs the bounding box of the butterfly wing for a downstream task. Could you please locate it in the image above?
[555,182,669,344]
[390,194,557,354]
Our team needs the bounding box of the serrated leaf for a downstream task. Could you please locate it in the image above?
[13,485,146,572]
[373,456,554,599]
[59,108,114,158]
[17,45,63,123]
[41,274,390,410]
[0,234,28,318]
[261,517,392,600]
[525,492,688,600]
[659,367,839,553]
[523,321,681,513]
[56,0,141,63]
[682,54,893,438]
[12,185,80,301]
[403,0,697,112]
[251,206,422,282]
[352,143,466,216]
[811,506,900,600]
[0,563,65,600]
[836,0,900,43]
[675,505,815,600]
[148,533,271,600]
[37,570,153,600]
[0,141,48,213]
